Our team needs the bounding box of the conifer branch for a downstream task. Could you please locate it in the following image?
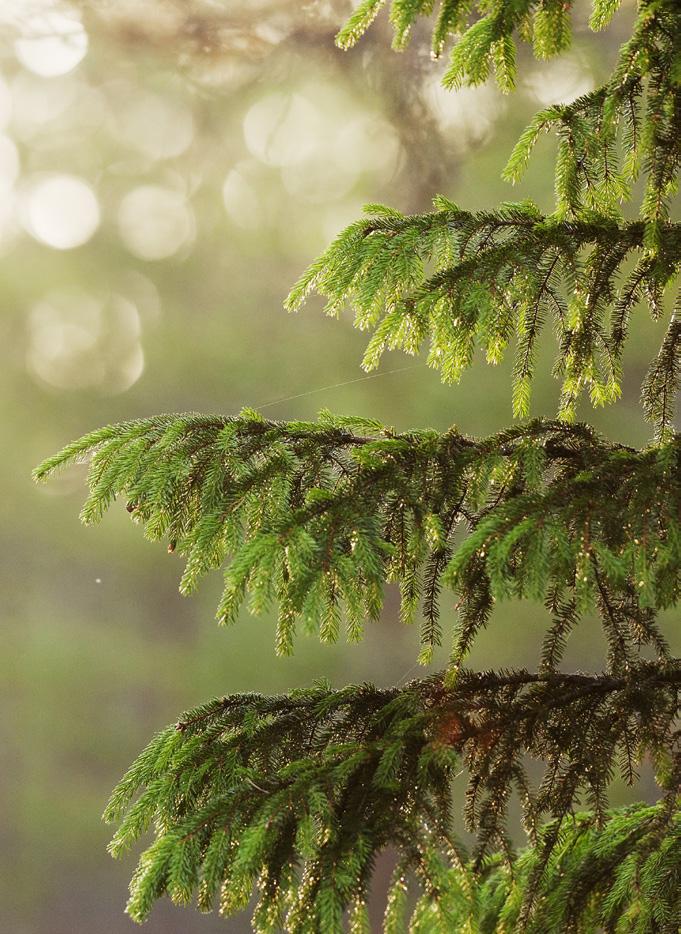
[286,205,681,425]
[33,1,681,928]
[303,0,681,430]
[104,665,681,930]
[34,413,681,666]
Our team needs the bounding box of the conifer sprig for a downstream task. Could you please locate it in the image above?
[335,0,591,64]
[104,666,681,931]
[286,205,681,429]
[477,801,681,934]
[34,413,680,666]
[305,0,681,432]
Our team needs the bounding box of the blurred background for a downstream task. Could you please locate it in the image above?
[2,1,677,931]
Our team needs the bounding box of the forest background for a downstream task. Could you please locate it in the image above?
[2,1,676,932]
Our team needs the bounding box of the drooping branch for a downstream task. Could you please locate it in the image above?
[289,0,681,433]
[286,203,681,427]
[104,662,681,930]
[34,413,681,665]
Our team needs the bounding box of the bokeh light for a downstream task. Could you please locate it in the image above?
[426,77,506,151]
[0,74,12,128]
[0,134,20,193]
[112,91,194,160]
[222,164,263,229]
[243,85,403,208]
[119,269,162,324]
[27,289,144,392]
[524,55,594,106]
[14,4,88,77]
[244,91,319,167]
[20,173,100,249]
[9,72,81,138]
[281,149,358,204]
[117,185,195,260]
[337,115,402,177]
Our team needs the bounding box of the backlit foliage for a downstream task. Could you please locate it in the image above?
[35,0,681,930]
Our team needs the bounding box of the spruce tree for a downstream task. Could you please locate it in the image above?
[34,1,681,931]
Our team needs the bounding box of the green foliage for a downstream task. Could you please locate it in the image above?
[286,203,681,425]
[335,0,584,76]
[478,802,681,933]
[300,0,681,434]
[104,670,681,931]
[34,414,681,668]
[33,0,681,929]
[104,679,465,930]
